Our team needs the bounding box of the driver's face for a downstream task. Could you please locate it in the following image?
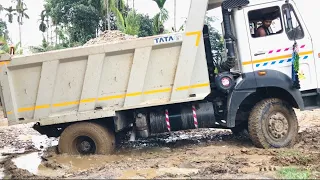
[263,20,272,27]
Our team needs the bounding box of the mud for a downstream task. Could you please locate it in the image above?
[0,109,319,179]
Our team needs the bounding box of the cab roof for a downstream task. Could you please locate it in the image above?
[207,0,284,10]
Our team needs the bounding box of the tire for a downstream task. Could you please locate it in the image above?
[248,98,298,149]
[58,122,115,155]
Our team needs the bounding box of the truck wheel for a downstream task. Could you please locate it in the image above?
[248,98,298,148]
[58,122,115,155]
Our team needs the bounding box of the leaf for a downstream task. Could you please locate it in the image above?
[24,13,29,19]
[111,5,125,30]
[124,10,140,35]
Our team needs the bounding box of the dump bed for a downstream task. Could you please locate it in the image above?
[0,33,211,126]
[0,1,210,126]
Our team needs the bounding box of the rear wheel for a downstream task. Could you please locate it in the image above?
[248,98,298,148]
[58,122,115,155]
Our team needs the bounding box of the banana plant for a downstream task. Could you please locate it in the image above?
[152,0,169,34]
[0,36,21,55]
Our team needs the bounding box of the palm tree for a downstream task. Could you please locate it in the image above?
[152,0,169,34]
[4,6,17,23]
[16,0,29,46]
[39,10,47,32]
[7,0,29,48]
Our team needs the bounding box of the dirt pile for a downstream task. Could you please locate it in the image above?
[271,151,316,166]
[295,126,320,150]
[83,30,137,46]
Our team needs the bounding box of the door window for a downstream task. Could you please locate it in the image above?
[248,6,283,38]
[282,3,304,40]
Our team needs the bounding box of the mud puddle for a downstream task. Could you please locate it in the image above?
[0,129,59,178]
[11,152,62,177]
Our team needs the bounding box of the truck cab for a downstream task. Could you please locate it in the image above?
[204,0,320,148]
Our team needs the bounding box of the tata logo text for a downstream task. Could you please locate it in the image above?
[154,34,182,44]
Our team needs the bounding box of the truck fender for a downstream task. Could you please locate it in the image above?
[226,70,305,128]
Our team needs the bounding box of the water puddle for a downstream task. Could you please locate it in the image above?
[12,152,42,175]
[51,154,123,171]
[4,135,60,177]
[11,151,65,177]
[11,151,125,177]
[18,135,59,150]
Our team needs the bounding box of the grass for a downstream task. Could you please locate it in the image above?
[278,167,311,179]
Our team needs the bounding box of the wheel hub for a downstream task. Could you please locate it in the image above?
[74,136,96,155]
[80,141,92,152]
[268,112,289,139]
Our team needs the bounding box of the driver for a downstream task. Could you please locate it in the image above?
[256,17,273,37]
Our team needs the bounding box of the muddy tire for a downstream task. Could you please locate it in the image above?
[248,98,298,148]
[58,122,115,155]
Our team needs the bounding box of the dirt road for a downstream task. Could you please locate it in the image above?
[0,109,319,179]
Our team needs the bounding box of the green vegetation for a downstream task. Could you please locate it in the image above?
[0,36,22,55]
[1,0,224,60]
[278,167,311,179]
[152,0,168,34]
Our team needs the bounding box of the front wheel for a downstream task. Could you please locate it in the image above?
[58,122,115,155]
[248,98,298,148]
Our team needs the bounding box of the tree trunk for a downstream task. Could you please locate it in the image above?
[51,25,53,45]
[174,0,176,32]
[55,26,58,45]
[46,18,49,42]
[19,22,22,48]
[133,0,135,10]
[107,0,110,30]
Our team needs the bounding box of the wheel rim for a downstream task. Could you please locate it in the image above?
[266,112,289,141]
[74,136,96,155]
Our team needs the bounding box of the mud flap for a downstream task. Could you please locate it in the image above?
[226,89,256,128]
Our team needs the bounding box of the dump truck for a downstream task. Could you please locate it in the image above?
[0,0,319,155]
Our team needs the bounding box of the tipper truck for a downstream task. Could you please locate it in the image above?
[0,0,319,155]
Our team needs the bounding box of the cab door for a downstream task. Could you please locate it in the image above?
[244,1,317,91]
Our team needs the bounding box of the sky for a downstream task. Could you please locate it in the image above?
[0,0,222,47]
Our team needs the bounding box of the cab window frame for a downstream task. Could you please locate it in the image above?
[248,5,284,38]
[281,3,304,41]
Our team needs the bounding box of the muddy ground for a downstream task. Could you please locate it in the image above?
[0,109,319,179]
